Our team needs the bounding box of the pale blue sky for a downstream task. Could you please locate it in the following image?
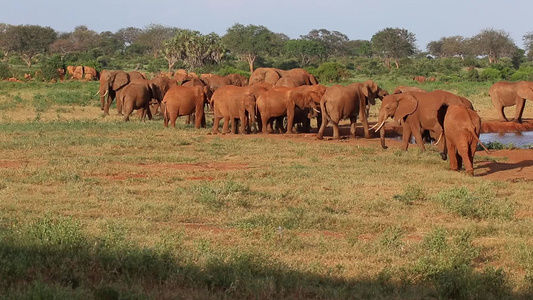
[1,0,530,51]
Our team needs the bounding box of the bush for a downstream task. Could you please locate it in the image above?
[315,62,349,83]
[39,55,65,81]
[463,68,480,82]
[479,68,502,82]
[0,62,10,79]
[510,66,533,81]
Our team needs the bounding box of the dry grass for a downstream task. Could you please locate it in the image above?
[0,81,532,299]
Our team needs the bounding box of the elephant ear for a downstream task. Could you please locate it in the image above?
[362,80,379,105]
[112,72,130,90]
[517,82,533,100]
[394,94,418,122]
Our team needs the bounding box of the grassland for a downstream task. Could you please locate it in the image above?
[0,80,532,299]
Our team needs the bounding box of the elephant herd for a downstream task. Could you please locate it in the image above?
[96,67,533,176]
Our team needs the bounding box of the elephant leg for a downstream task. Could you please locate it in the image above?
[212,115,221,134]
[412,126,426,151]
[401,125,413,150]
[222,116,230,134]
[261,116,270,134]
[332,122,341,140]
[146,105,153,121]
[361,116,370,139]
[492,96,508,122]
[513,98,526,123]
[350,117,357,139]
[286,108,296,134]
[117,97,124,116]
[316,114,329,140]
[230,117,237,134]
[239,112,247,134]
[448,145,459,171]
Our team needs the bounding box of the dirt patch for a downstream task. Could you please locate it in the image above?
[476,149,533,181]
[87,173,148,181]
[133,162,250,171]
[481,119,533,133]
[0,160,23,168]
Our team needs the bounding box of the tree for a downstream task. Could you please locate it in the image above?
[116,27,142,47]
[427,36,467,59]
[284,39,326,67]
[222,23,282,73]
[8,25,57,67]
[371,27,417,69]
[345,40,373,57]
[0,23,16,59]
[50,25,100,56]
[161,30,225,71]
[98,31,122,56]
[523,31,533,59]
[137,24,179,58]
[302,29,349,60]
[470,29,517,64]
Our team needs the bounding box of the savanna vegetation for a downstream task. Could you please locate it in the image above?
[0,22,532,299]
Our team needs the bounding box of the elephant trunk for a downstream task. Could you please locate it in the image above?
[103,89,110,114]
[380,125,387,149]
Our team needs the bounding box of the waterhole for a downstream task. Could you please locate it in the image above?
[480,131,533,149]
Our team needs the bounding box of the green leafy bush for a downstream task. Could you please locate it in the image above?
[315,62,349,83]
[39,55,65,81]
[510,65,533,81]
[479,68,502,82]
[0,62,10,79]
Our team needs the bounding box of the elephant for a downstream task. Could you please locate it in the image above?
[427,76,437,82]
[256,85,322,134]
[148,76,178,116]
[119,81,162,122]
[413,76,426,84]
[73,66,84,80]
[211,83,272,134]
[225,73,249,86]
[444,105,490,176]
[162,85,208,129]
[371,90,474,158]
[488,81,533,123]
[249,68,318,86]
[66,66,76,78]
[98,70,147,115]
[83,66,98,80]
[316,80,387,140]
[393,85,426,94]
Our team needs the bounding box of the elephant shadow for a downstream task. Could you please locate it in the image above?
[476,159,533,177]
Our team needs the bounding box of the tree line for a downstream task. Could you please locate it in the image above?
[1,22,533,82]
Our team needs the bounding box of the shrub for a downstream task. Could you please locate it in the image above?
[510,66,533,81]
[39,55,65,81]
[315,62,349,83]
[0,62,10,79]
[435,186,514,220]
[479,68,502,82]
[463,68,480,82]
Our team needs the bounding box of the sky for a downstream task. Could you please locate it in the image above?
[1,0,531,51]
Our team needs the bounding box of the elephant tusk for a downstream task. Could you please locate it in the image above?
[313,108,320,113]
[434,132,444,146]
[102,90,108,98]
[371,121,385,131]
[94,90,100,97]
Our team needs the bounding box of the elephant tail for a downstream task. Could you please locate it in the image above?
[464,125,490,154]
[470,128,490,154]
[320,98,333,124]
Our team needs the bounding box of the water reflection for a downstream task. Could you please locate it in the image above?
[480,131,533,149]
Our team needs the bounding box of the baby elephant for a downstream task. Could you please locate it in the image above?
[443,105,490,176]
